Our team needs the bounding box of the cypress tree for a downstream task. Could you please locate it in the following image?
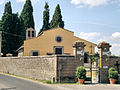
[4,1,12,14]
[0,1,25,56]
[0,1,13,56]
[50,4,64,29]
[40,2,50,33]
[12,13,25,55]
[20,0,35,30]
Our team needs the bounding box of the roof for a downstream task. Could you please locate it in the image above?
[26,28,36,31]
[16,45,24,52]
[74,36,97,46]
[38,27,74,36]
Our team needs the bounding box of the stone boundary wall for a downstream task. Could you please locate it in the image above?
[0,55,85,83]
[0,56,57,81]
[57,56,82,83]
[100,56,120,83]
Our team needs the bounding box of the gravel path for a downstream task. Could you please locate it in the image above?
[51,84,120,90]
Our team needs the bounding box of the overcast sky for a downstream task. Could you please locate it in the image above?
[0,0,120,55]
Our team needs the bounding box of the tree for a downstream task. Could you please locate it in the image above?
[50,4,64,29]
[12,13,25,55]
[0,1,25,56]
[20,0,35,30]
[4,1,12,14]
[0,1,13,56]
[39,2,50,33]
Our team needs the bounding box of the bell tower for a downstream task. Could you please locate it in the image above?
[26,28,36,40]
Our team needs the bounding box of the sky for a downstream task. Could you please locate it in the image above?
[0,0,120,55]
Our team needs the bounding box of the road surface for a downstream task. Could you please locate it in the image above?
[0,74,120,90]
[0,74,65,90]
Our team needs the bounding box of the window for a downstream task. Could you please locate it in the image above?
[32,51,39,56]
[32,31,34,37]
[54,46,64,54]
[55,48,62,54]
[28,31,30,37]
[56,36,62,42]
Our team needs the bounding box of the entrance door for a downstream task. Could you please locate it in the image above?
[54,46,64,54]
[84,52,89,63]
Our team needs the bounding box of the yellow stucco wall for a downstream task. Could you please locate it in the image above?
[24,28,96,56]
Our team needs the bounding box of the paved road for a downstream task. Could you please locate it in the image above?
[0,74,66,90]
[0,74,120,90]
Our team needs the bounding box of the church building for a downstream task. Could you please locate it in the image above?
[17,27,96,63]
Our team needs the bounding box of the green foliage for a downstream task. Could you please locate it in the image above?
[0,1,25,56]
[45,80,52,84]
[50,4,64,29]
[4,1,12,14]
[20,0,35,30]
[108,67,118,79]
[76,66,86,80]
[39,2,50,34]
[92,57,96,63]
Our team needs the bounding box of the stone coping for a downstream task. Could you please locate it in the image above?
[0,55,75,59]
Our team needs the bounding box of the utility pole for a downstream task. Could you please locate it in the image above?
[89,44,93,83]
[0,31,2,57]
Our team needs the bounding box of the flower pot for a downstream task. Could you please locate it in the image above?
[109,79,116,84]
[78,79,84,84]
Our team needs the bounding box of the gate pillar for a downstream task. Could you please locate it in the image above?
[97,41,111,83]
[73,41,86,66]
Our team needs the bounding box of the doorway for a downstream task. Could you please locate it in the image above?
[54,46,64,54]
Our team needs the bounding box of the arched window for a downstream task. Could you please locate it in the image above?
[28,31,30,37]
[32,31,34,37]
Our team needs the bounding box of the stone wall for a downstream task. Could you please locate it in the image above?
[56,55,85,83]
[57,56,76,83]
[100,56,120,83]
[0,55,82,83]
[0,41,87,83]
[0,56,57,81]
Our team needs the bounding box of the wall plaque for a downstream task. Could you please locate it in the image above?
[103,66,108,69]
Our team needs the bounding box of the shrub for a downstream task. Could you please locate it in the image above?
[76,66,86,80]
[92,57,96,63]
[108,67,118,79]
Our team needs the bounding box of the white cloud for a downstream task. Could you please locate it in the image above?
[16,0,40,4]
[79,32,101,40]
[71,0,108,8]
[78,32,120,56]
[16,0,26,3]
[111,43,120,56]
[0,0,5,5]
[71,0,120,8]
[97,32,120,56]
[112,32,120,38]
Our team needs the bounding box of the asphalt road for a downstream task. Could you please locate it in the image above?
[0,74,64,90]
[0,74,120,90]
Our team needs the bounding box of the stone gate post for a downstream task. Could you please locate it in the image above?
[73,41,86,66]
[97,41,111,83]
